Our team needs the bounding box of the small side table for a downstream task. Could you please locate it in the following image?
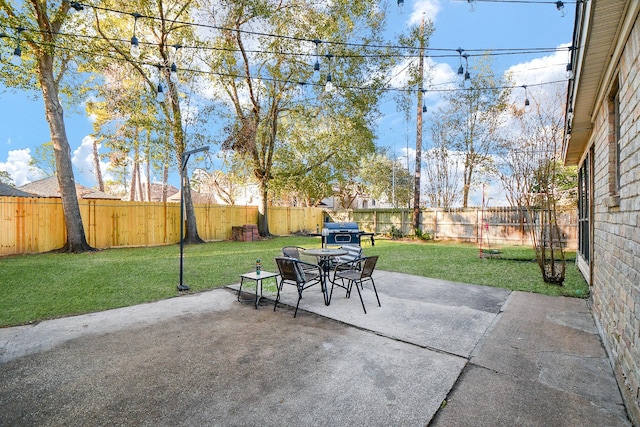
[238,271,279,309]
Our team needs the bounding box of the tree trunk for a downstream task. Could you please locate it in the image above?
[412,16,425,234]
[145,137,151,202]
[129,145,138,201]
[38,53,93,253]
[92,137,104,192]
[257,182,270,237]
[182,170,204,244]
[162,165,169,202]
[170,79,203,244]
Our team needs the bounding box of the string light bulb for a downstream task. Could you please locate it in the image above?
[130,13,142,58]
[313,39,320,71]
[130,36,140,58]
[522,85,530,107]
[156,83,165,102]
[456,48,465,76]
[462,53,470,80]
[68,1,84,13]
[555,1,566,17]
[325,53,334,93]
[397,0,404,14]
[566,62,573,79]
[468,0,476,12]
[170,63,178,83]
[11,27,25,67]
[11,46,21,66]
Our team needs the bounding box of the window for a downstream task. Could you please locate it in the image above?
[577,153,591,262]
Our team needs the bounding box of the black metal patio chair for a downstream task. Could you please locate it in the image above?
[331,255,381,314]
[282,246,317,273]
[274,256,322,318]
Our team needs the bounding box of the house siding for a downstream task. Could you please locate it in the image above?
[587,13,640,424]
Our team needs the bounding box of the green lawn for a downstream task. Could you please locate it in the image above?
[0,236,588,327]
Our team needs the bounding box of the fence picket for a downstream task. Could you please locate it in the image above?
[0,197,324,256]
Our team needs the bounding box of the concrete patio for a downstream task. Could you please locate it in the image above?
[0,271,632,426]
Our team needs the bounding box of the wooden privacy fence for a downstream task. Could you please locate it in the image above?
[345,207,577,249]
[0,196,324,256]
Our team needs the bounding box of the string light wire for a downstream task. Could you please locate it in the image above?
[0,2,573,97]
[0,27,567,99]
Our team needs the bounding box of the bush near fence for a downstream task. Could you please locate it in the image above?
[334,207,577,250]
[0,196,324,256]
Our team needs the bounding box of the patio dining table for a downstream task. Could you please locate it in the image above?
[303,248,347,305]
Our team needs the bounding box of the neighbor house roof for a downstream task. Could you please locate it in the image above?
[0,182,39,197]
[563,0,638,164]
[148,183,180,202]
[167,190,218,204]
[18,176,121,200]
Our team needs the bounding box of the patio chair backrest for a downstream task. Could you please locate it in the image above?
[275,257,304,283]
[361,255,378,279]
[336,245,362,264]
[282,246,304,260]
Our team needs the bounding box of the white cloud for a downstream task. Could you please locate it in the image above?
[0,149,44,186]
[71,135,116,187]
[505,43,570,107]
[407,0,441,26]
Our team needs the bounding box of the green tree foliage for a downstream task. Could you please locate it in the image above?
[496,86,570,284]
[423,118,462,209]
[0,1,93,253]
[359,150,412,208]
[0,170,13,186]
[29,141,56,177]
[436,55,511,207]
[207,0,397,235]
[87,0,208,242]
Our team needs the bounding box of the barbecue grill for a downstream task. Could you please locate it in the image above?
[322,222,361,246]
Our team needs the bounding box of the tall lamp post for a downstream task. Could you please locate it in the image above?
[178,146,210,291]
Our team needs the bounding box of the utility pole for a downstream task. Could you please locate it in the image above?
[412,14,425,235]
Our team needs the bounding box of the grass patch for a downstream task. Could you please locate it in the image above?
[0,236,588,327]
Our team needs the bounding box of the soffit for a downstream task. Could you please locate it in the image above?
[564,0,628,165]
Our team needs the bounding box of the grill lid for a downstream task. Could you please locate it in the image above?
[322,222,359,232]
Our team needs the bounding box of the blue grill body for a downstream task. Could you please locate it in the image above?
[323,222,361,246]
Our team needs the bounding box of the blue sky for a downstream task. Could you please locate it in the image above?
[0,0,574,204]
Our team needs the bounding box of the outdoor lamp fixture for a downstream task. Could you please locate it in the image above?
[522,85,530,107]
[313,39,321,71]
[130,13,142,58]
[325,53,334,93]
[178,146,210,292]
[556,1,566,17]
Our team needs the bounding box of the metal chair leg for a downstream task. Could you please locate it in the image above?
[352,279,367,314]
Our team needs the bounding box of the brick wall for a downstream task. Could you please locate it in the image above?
[589,14,640,424]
